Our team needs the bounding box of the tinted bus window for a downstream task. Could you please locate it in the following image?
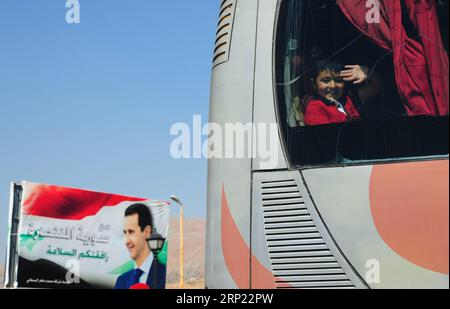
[275,0,449,166]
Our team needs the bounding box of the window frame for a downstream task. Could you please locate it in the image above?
[272,0,449,170]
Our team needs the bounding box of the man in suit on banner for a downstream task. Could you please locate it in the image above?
[114,203,166,289]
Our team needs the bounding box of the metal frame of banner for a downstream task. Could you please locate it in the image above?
[4,182,23,288]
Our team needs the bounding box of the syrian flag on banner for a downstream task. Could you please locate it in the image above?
[14,182,170,289]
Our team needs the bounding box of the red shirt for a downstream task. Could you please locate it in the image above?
[304,96,361,126]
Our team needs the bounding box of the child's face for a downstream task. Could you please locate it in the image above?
[314,69,345,102]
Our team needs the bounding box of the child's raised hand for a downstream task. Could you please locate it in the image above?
[340,65,368,84]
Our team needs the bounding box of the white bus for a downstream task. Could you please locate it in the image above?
[206,0,449,289]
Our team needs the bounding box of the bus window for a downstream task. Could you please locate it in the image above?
[275,0,449,166]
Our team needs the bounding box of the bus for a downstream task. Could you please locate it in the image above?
[206,0,449,289]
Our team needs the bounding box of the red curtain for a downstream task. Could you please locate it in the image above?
[338,0,449,116]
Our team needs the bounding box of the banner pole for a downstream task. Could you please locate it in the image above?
[4,182,23,288]
[180,205,184,288]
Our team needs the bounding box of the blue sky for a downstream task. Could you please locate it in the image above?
[0,0,219,266]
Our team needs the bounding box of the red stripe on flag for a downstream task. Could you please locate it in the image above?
[22,184,147,220]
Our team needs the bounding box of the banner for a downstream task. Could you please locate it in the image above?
[13,182,170,289]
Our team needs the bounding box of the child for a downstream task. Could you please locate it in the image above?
[304,59,365,126]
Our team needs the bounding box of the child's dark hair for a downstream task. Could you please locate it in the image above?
[311,58,345,81]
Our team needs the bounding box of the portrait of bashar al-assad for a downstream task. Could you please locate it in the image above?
[114,203,166,289]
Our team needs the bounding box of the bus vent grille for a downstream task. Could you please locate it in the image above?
[261,179,355,289]
[213,0,236,68]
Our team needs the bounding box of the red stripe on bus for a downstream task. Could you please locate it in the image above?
[221,185,277,288]
[370,160,449,275]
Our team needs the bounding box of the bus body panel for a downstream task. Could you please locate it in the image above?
[251,170,367,289]
[302,160,449,288]
[252,0,287,171]
[206,0,259,289]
